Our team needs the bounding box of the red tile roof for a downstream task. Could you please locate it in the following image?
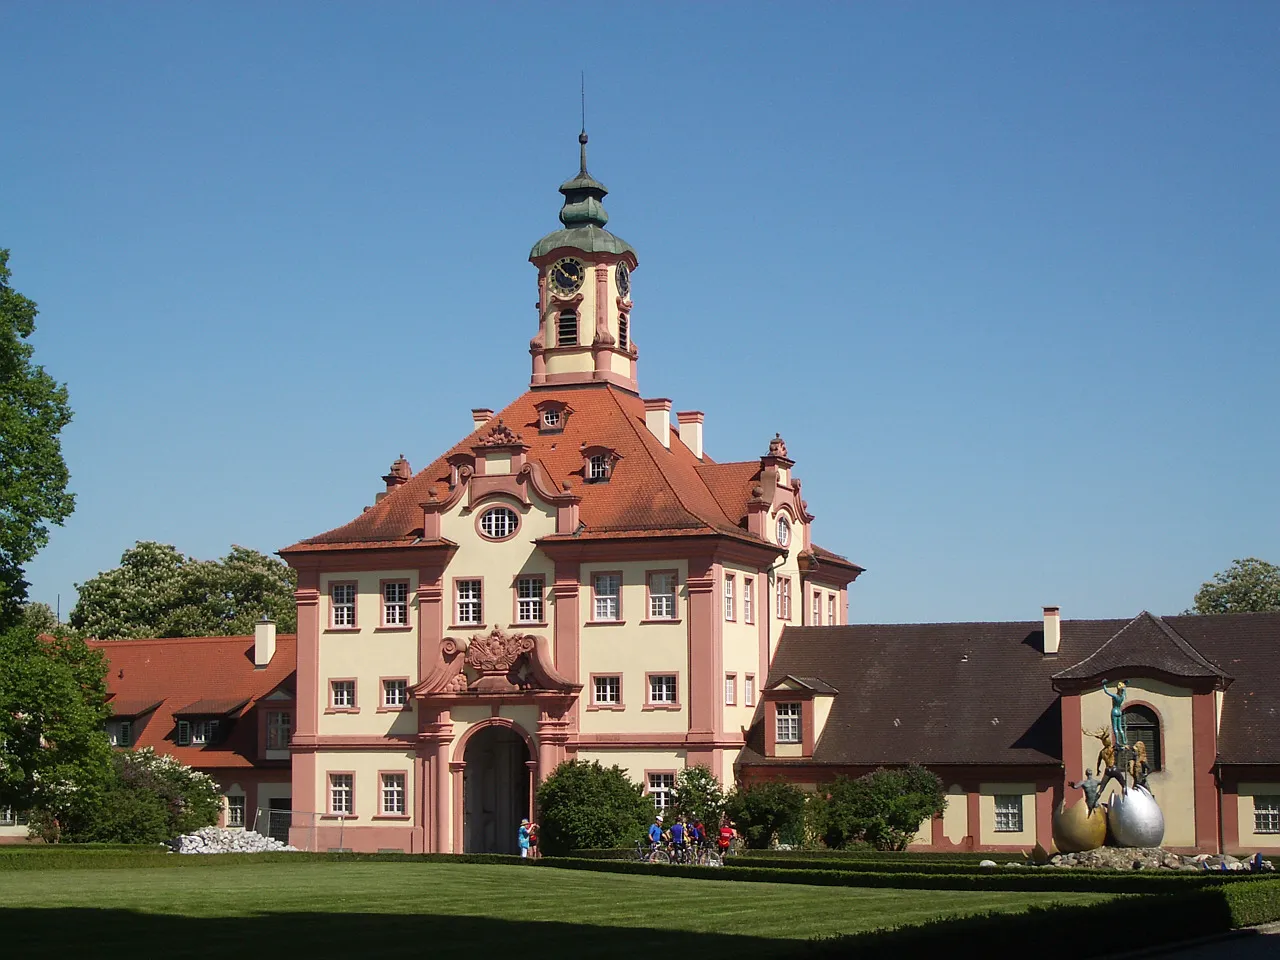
[89,635,296,769]
[286,383,854,569]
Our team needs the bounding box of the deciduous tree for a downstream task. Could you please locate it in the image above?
[673,764,726,826]
[534,759,652,854]
[1191,558,1280,615]
[71,541,298,639]
[724,779,807,849]
[0,250,75,629]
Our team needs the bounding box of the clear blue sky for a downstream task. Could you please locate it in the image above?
[4,2,1278,624]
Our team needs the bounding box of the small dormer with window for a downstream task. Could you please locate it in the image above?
[580,444,621,483]
[533,399,574,434]
[529,130,640,394]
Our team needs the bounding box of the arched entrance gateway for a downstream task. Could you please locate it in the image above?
[415,626,580,853]
[462,724,532,853]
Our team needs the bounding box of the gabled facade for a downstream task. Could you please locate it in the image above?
[280,134,862,853]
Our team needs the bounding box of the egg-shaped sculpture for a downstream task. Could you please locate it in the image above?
[1052,799,1107,853]
[1107,788,1165,848]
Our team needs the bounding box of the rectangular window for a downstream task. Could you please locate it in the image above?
[647,571,676,620]
[108,720,132,747]
[647,773,675,812]
[593,675,621,705]
[516,576,545,623]
[227,795,246,828]
[382,581,409,626]
[190,720,217,745]
[994,795,1024,833]
[593,573,621,621]
[812,591,821,625]
[331,583,356,628]
[776,577,792,620]
[776,702,801,743]
[588,455,609,481]
[381,773,406,816]
[177,720,191,746]
[266,710,292,749]
[745,674,756,706]
[557,310,578,346]
[329,773,353,816]
[744,577,754,624]
[331,680,356,710]
[723,573,736,621]
[828,594,836,625]
[649,674,677,705]
[382,679,407,709]
[1256,797,1280,834]
[456,579,482,625]
[724,673,736,706]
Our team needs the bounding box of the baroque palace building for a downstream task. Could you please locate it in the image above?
[276,132,863,854]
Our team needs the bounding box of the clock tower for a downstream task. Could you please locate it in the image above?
[528,131,639,393]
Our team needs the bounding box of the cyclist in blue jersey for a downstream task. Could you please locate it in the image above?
[647,814,664,860]
[669,817,686,861]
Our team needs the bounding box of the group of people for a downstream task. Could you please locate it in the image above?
[518,818,539,859]
[646,813,735,863]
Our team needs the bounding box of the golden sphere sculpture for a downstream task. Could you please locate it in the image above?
[1052,798,1107,853]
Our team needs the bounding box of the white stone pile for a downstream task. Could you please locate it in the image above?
[170,826,297,854]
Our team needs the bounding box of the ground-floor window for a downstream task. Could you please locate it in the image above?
[381,773,406,816]
[0,808,29,827]
[647,773,675,812]
[994,795,1024,832]
[329,774,353,816]
[226,795,245,827]
[1256,796,1280,834]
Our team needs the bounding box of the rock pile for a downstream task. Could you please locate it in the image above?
[1048,847,1275,872]
[170,827,297,854]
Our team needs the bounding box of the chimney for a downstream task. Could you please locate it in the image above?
[254,616,277,669]
[471,408,494,432]
[643,398,671,449]
[1043,606,1060,656]
[676,411,704,460]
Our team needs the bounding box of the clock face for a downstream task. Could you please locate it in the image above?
[549,258,585,296]
[615,262,630,298]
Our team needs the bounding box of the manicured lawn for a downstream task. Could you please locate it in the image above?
[0,860,1108,959]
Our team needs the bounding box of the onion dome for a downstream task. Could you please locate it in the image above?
[530,131,636,260]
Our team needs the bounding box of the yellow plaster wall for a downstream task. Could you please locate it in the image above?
[312,750,415,822]
[319,569,419,736]
[483,452,512,474]
[541,261,631,381]
[1081,680,1195,847]
[767,515,803,659]
[1236,784,1280,849]
[978,783,1037,846]
[943,784,968,844]
[578,559,689,734]
[814,695,834,743]
[720,562,763,741]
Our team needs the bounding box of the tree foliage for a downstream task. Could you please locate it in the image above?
[673,764,726,826]
[534,759,653,854]
[0,625,112,822]
[724,779,808,849]
[1192,558,1280,615]
[0,249,75,629]
[71,541,298,639]
[808,765,947,851]
[43,748,222,844]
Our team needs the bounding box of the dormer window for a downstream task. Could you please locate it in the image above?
[534,400,573,434]
[581,444,620,484]
[589,456,609,481]
[557,311,578,346]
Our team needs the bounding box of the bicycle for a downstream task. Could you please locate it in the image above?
[634,839,670,864]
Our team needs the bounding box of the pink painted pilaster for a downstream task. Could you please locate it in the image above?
[294,575,320,738]
[931,811,945,847]
[685,557,717,766]
[967,791,981,849]
[1061,693,1083,804]
[417,570,445,684]
[1192,692,1219,852]
[289,750,317,850]
[450,761,466,853]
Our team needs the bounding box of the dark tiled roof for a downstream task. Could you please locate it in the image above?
[1162,612,1280,764]
[172,697,252,717]
[769,675,840,695]
[741,620,1127,768]
[107,697,163,718]
[1052,612,1229,683]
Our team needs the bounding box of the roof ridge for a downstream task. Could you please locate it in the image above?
[88,634,298,647]
[1145,612,1228,675]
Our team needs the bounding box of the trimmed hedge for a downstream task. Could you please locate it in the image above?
[801,880,1280,959]
[532,856,1268,894]
[0,849,522,871]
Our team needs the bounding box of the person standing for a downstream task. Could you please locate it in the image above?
[518,818,532,859]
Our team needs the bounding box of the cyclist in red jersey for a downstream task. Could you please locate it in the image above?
[718,818,734,851]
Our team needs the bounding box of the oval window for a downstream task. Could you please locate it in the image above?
[776,517,791,547]
[479,506,519,540]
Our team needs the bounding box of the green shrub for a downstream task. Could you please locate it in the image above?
[724,779,807,849]
[534,759,652,855]
[810,765,945,850]
[672,764,725,827]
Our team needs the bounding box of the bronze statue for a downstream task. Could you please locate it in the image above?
[1068,768,1103,815]
[1129,740,1151,795]
[1102,680,1129,747]
[1086,726,1116,777]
